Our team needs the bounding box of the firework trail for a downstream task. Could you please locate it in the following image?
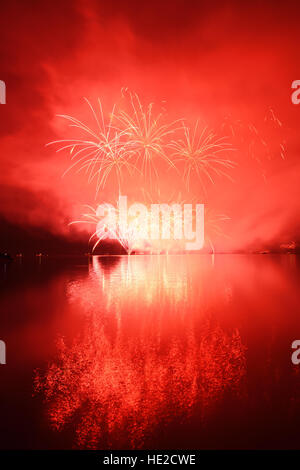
[116,91,178,180]
[204,208,230,253]
[47,92,238,254]
[88,132,137,194]
[70,193,230,255]
[69,204,143,255]
[69,205,111,253]
[169,121,236,193]
[221,108,286,165]
[264,107,286,160]
[47,98,137,195]
[143,190,230,254]
[141,188,190,250]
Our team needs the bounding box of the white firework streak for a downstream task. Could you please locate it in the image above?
[169,121,236,192]
[47,98,137,196]
[115,91,179,179]
[69,204,140,255]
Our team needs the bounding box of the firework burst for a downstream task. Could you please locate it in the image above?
[141,188,190,250]
[221,108,286,165]
[47,92,240,254]
[69,205,110,253]
[116,91,178,179]
[47,98,137,195]
[169,121,236,192]
[69,204,143,255]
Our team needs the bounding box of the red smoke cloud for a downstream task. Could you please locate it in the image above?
[0,0,299,252]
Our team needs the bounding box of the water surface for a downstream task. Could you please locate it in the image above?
[0,254,299,449]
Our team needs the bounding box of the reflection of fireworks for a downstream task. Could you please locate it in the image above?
[35,320,246,449]
[116,91,177,178]
[33,255,247,448]
[169,122,236,192]
[47,98,136,195]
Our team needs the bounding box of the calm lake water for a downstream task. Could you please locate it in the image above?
[0,254,299,449]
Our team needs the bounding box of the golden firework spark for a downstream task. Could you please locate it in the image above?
[221,109,286,164]
[47,98,137,195]
[116,91,178,178]
[205,208,230,253]
[169,121,236,192]
[69,204,142,255]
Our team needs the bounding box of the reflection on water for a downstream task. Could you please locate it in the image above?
[35,256,246,448]
[1,254,300,449]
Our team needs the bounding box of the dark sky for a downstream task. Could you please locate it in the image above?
[0,0,300,253]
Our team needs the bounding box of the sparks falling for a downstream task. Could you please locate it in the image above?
[116,90,178,179]
[48,91,237,253]
[169,121,236,193]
